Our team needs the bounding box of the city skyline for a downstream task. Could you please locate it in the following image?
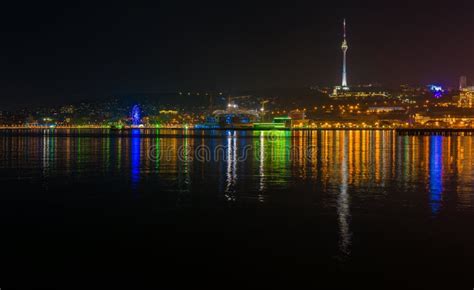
[0,2,473,109]
[2,4,474,288]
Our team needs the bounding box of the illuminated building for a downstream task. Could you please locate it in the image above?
[460,76,467,90]
[159,110,178,115]
[253,113,310,129]
[288,109,306,120]
[367,107,405,113]
[288,110,309,128]
[428,84,445,99]
[253,116,291,129]
[331,88,390,98]
[413,113,474,127]
[196,102,260,129]
[458,87,474,108]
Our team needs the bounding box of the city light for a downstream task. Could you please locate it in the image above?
[131,105,142,126]
[428,84,445,98]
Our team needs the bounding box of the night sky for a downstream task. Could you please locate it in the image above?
[0,1,473,108]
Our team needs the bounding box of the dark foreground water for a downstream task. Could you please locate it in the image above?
[0,129,473,289]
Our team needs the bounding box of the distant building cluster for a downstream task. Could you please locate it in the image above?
[458,89,474,108]
[0,20,472,130]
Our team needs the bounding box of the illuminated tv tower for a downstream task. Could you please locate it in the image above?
[341,19,349,89]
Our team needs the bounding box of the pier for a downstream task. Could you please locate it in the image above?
[396,128,474,136]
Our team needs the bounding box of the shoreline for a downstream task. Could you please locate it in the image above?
[1,127,474,137]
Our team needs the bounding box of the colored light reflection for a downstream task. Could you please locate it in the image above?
[131,129,141,190]
[338,131,351,257]
[429,136,443,215]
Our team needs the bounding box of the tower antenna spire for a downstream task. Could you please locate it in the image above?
[341,18,349,88]
[343,18,346,39]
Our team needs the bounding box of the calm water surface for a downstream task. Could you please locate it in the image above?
[0,129,473,288]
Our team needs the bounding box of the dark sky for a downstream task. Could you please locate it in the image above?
[0,1,473,108]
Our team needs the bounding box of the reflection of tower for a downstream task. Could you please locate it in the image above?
[338,131,351,257]
[341,19,349,89]
[460,76,467,90]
